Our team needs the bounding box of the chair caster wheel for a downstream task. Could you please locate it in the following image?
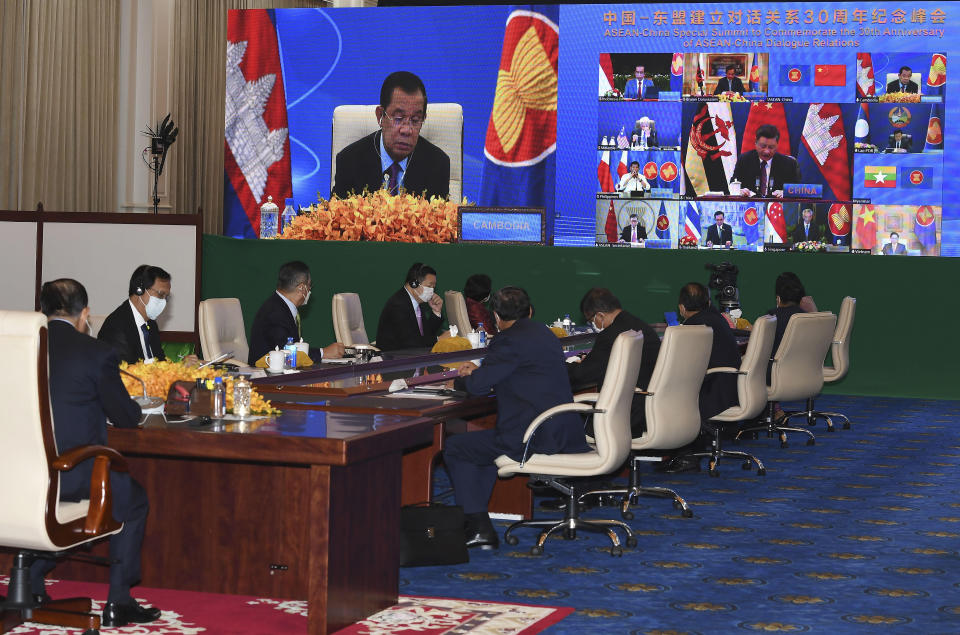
[709,468,720,477]
[530,545,543,556]
[505,535,518,546]
[843,423,851,430]
[741,461,752,470]
[806,438,816,446]
[757,468,766,476]
[611,545,623,557]
[681,508,693,518]
[621,510,634,521]
[780,441,789,449]
[626,536,638,548]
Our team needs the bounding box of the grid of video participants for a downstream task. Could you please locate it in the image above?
[596,51,944,255]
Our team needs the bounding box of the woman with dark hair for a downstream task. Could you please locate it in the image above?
[463,273,496,335]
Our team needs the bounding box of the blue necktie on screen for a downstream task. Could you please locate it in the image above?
[386,162,401,194]
[141,323,153,359]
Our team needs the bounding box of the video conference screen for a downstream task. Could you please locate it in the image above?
[224,2,956,257]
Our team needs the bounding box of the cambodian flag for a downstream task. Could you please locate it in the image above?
[798,103,851,201]
[684,201,701,241]
[224,9,293,239]
[656,200,670,239]
[479,6,559,223]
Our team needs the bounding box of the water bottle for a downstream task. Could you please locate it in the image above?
[284,337,297,369]
[212,377,226,418]
[281,198,296,234]
[233,375,251,418]
[477,323,487,347]
[259,196,279,239]
[562,314,573,335]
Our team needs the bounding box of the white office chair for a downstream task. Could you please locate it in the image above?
[86,314,106,338]
[444,290,472,335]
[0,311,126,632]
[737,312,838,448]
[496,331,644,556]
[198,298,249,365]
[331,103,463,201]
[331,293,371,347]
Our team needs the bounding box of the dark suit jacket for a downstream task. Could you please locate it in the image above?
[731,150,802,195]
[248,292,322,365]
[625,78,659,100]
[706,223,733,245]
[332,131,450,200]
[791,221,823,244]
[456,318,590,460]
[881,242,907,255]
[97,301,166,364]
[683,307,741,420]
[713,76,745,95]
[568,311,661,435]
[630,129,658,148]
[886,79,919,94]
[620,225,648,242]
[48,320,141,499]
[887,134,913,151]
[376,288,444,351]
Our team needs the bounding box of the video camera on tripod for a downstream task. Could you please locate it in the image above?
[705,261,740,311]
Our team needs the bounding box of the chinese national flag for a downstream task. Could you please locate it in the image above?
[741,102,790,155]
[855,205,877,250]
[604,200,619,243]
[814,64,846,86]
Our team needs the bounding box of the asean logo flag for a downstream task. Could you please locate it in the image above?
[670,52,684,93]
[656,201,670,239]
[779,65,809,86]
[741,205,760,244]
[914,205,938,254]
[224,9,292,239]
[902,166,933,189]
[479,6,559,218]
[828,203,851,244]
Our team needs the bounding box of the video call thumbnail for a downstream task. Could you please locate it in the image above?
[681,53,769,99]
[856,52,947,102]
[599,53,681,101]
[595,196,680,248]
[851,204,941,256]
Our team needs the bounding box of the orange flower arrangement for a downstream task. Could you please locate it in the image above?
[278,189,468,243]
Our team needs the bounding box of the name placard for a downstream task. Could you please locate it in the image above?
[459,207,547,245]
[783,183,823,199]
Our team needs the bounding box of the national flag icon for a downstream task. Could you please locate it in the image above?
[604,199,618,243]
[780,65,809,86]
[856,53,875,98]
[855,205,878,250]
[927,53,946,89]
[749,55,761,85]
[643,161,659,181]
[670,52,684,93]
[656,201,670,239]
[800,103,850,200]
[914,205,938,253]
[742,205,760,244]
[684,201,701,241]
[854,102,870,144]
[925,103,944,151]
[902,166,933,189]
[828,203,851,244]
[599,52,614,96]
[617,151,628,180]
[616,126,629,149]
[659,161,678,182]
[741,102,790,155]
[765,201,786,242]
[814,64,846,86]
[597,150,615,192]
[864,165,896,188]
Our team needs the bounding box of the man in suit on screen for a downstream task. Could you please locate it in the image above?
[881,232,908,255]
[333,71,450,200]
[623,65,659,100]
[713,66,745,96]
[790,208,822,244]
[886,66,919,94]
[619,213,647,244]
[887,130,912,152]
[731,124,801,198]
[705,211,733,247]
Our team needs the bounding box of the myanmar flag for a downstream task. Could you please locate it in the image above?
[863,165,896,188]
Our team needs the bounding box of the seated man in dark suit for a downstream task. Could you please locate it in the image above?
[790,207,822,244]
[731,124,802,198]
[36,279,161,627]
[713,66,745,95]
[705,211,733,247]
[887,130,912,152]
[332,71,450,200]
[631,116,658,148]
[569,288,661,436]
[248,261,344,365]
[98,265,172,364]
[881,231,908,255]
[768,273,807,370]
[444,287,591,549]
[663,282,741,472]
[619,213,647,244]
[886,66,919,94]
[623,64,659,100]
[376,262,449,350]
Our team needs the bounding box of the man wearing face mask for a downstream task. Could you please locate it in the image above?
[98,265,173,364]
[567,288,660,436]
[248,261,345,365]
[376,262,449,351]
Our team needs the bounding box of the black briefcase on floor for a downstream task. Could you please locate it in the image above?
[399,503,469,567]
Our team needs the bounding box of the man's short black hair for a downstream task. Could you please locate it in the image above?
[463,274,492,302]
[629,213,638,220]
[491,286,531,321]
[898,65,912,75]
[629,160,640,168]
[890,231,900,239]
[405,262,437,286]
[775,272,805,305]
[678,282,710,312]
[128,265,171,296]
[893,130,903,136]
[580,288,622,320]
[40,278,88,318]
[755,124,780,142]
[380,71,427,111]
[714,211,724,219]
[277,261,311,292]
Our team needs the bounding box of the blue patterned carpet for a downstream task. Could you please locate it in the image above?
[400,396,960,634]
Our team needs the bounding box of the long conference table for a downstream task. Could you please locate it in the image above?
[32,333,595,635]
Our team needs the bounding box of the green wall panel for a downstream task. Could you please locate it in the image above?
[202,235,959,400]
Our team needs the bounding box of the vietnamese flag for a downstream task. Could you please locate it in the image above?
[864,165,896,188]
[855,205,877,250]
[604,199,619,243]
[814,64,846,86]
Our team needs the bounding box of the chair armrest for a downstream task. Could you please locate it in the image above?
[53,446,128,537]
[573,392,600,403]
[519,402,603,467]
[706,366,746,375]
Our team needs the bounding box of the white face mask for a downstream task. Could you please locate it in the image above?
[142,295,166,320]
[418,285,434,302]
[593,315,605,332]
[303,289,311,305]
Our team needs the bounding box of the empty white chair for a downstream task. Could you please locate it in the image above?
[198,298,249,364]
[332,293,370,346]
[444,290,472,335]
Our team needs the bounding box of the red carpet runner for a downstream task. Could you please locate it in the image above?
[1,578,572,634]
